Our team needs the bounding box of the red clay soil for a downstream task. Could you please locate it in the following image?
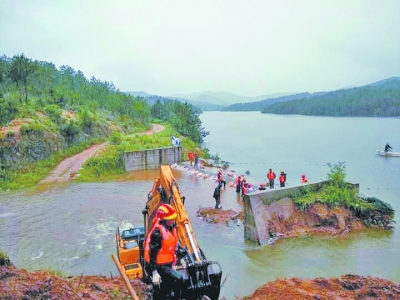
[39,143,109,184]
[2,265,400,300]
[140,124,165,136]
[0,265,149,300]
[197,207,244,224]
[39,124,165,185]
[236,274,400,300]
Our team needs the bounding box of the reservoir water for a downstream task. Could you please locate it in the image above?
[1,111,400,299]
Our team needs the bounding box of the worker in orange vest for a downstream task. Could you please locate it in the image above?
[301,174,308,184]
[188,151,194,166]
[217,170,226,188]
[267,169,276,189]
[242,183,248,199]
[279,170,286,187]
[235,176,242,193]
[144,204,183,299]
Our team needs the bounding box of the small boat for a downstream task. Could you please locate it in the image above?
[376,150,400,157]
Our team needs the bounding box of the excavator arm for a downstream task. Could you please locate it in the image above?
[145,165,201,261]
[142,165,222,299]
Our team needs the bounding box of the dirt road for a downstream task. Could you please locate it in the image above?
[40,124,165,184]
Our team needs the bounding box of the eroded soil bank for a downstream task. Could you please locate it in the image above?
[2,265,400,300]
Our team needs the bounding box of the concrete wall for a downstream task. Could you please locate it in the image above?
[243,181,359,245]
[124,147,182,171]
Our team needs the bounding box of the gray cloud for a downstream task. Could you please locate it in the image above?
[1,0,399,97]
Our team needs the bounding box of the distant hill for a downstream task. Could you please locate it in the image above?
[170,91,293,106]
[364,76,400,87]
[125,91,226,111]
[223,92,326,111]
[166,96,226,111]
[125,76,400,114]
[262,77,400,117]
[124,93,203,113]
[125,91,153,97]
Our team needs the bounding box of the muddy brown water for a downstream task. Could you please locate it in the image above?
[0,168,397,299]
[2,112,400,299]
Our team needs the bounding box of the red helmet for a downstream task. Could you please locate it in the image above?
[156,204,177,220]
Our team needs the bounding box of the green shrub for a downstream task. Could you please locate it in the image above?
[110,131,122,145]
[6,130,15,138]
[294,162,377,213]
[44,104,62,120]
[0,250,13,266]
[78,145,124,180]
[20,122,46,136]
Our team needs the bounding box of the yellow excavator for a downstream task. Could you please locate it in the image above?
[113,165,222,300]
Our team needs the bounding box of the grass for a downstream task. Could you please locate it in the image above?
[77,123,205,182]
[1,116,210,189]
[0,138,105,191]
[293,162,376,213]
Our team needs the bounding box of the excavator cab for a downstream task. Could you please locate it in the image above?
[115,227,145,279]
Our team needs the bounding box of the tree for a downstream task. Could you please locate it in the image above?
[8,54,36,103]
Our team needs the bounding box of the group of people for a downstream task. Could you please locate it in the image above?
[267,169,287,188]
[234,175,255,198]
[213,168,309,207]
[267,169,307,188]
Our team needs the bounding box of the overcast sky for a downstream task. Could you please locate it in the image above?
[1,0,399,97]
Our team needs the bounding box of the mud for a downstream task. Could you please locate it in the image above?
[0,265,148,299]
[39,143,109,184]
[235,274,400,300]
[2,265,400,299]
[197,207,244,224]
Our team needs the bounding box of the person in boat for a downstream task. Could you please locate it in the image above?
[384,143,393,152]
[144,204,183,300]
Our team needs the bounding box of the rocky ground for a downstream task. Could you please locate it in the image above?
[2,264,400,299]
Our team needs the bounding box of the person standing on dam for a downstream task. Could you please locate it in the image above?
[267,169,276,189]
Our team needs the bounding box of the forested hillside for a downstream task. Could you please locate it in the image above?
[0,54,208,190]
[127,91,226,111]
[0,54,207,142]
[262,77,400,116]
[222,92,326,111]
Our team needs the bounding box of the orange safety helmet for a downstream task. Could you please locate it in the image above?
[157,203,177,220]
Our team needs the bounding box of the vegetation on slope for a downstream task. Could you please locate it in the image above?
[293,162,395,229]
[0,53,209,191]
[262,77,400,116]
[77,124,203,181]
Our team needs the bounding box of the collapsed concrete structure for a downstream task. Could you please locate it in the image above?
[243,181,360,245]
